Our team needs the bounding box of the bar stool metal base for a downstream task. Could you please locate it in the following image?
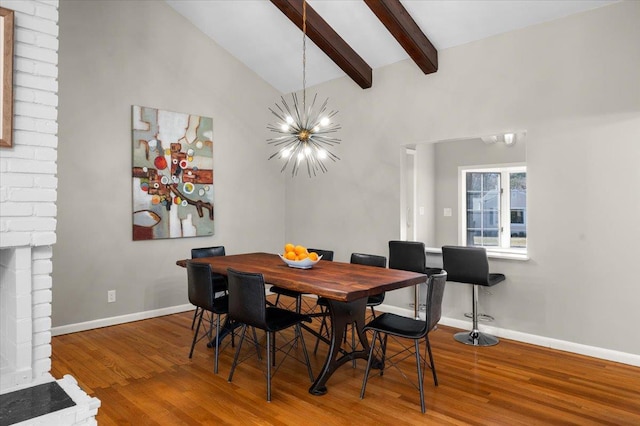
[454,329,499,346]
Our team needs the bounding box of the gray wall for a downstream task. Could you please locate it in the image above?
[53,0,284,326]
[284,2,640,356]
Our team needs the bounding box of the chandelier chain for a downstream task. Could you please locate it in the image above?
[302,0,307,112]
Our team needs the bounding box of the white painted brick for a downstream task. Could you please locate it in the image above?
[34,2,58,21]
[32,274,52,290]
[33,316,51,333]
[0,203,33,216]
[16,342,32,365]
[34,175,57,188]
[0,173,35,187]
[13,130,57,147]
[15,15,59,37]
[32,245,53,258]
[33,302,52,318]
[14,73,58,92]
[0,233,31,248]
[6,159,56,175]
[33,330,51,346]
[15,57,36,74]
[1,219,8,232]
[1,0,36,15]
[33,343,51,360]
[15,101,58,120]
[0,144,36,159]
[15,318,33,343]
[33,358,51,376]
[15,42,58,64]
[14,87,36,102]
[34,90,58,107]
[32,259,52,274]
[35,118,57,134]
[10,188,57,202]
[34,203,57,217]
[31,232,56,246]
[7,217,57,232]
[0,185,8,201]
[34,61,57,78]
[14,115,37,131]
[34,147,57,161]
[33,289,52,305]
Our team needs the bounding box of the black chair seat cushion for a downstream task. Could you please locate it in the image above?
[364,312,427,339]
[270,286,303,298]
[209,294,230,314]
[212,276,228,293]
[366,294,384,306]
[487,273,506,286]
[265,307,311,332]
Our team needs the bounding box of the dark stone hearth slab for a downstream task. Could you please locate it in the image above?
[0,381,76,425]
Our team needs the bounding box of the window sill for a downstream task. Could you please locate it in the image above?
[424,247,529,261]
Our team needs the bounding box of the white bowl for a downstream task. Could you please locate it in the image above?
[278,254,322,269]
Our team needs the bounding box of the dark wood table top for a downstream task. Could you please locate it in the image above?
[177,252,427,302]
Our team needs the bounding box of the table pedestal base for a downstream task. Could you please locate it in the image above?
[309,298,369,395]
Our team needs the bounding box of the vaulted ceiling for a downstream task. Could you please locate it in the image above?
[166,0,617,94]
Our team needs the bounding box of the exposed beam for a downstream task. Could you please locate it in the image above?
[270,0,373,89]
[364,0,438,74]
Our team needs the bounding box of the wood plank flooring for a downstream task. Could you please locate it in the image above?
[51,300,640,425]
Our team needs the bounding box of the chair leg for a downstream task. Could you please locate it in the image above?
[351,323,357,368]
[415,339,426,414]
[189,309,204,358]
[191,307,199,330]
[213,313,221,374]
[454,284,499,346]
[296,324,314,382]
[266,331,272,402]
[360,330,379,399]
[380,334,388,376]
[228,324,247,383]
[425,335,438,386]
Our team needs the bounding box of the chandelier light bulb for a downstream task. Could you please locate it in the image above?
[313,126,320,132]
[320,117,330,126]
[280,123,289,132]
[317,148,327,159]
[286,116,294,125]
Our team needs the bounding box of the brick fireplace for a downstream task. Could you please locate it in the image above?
[0,0,99,423]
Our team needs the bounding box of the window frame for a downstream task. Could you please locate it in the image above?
[458,163,527,255]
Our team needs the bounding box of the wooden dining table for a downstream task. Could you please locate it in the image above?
[177,252,427,395]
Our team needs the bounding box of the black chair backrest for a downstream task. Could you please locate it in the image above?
[227,268,268,329]
[187,261,215,310]
[441,245,490,285]
[388,241,426,273]
[350,253,386,268]
[425,271,447,333]
[191,246,225,258]
[308,248,334,261]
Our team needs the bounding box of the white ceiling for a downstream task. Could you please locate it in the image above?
[166,0,618,94]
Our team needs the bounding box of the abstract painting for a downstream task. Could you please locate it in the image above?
[132,106,214,240]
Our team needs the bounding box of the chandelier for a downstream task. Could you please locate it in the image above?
[267,0,341,177]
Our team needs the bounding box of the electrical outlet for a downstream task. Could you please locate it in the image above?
[107,290,116,303]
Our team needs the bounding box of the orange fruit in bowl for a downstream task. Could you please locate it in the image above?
[285,251,297,261]
[294,245,307,255]
[308,252,318,261]
[284,243,295,253]
[297,252,309,261]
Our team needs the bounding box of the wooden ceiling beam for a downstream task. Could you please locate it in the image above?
[364,0,438,74]
[270,0,373,89]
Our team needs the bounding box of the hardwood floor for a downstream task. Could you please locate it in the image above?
[51,301,640,425]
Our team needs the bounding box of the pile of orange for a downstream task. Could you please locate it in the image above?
[283,243,319,262]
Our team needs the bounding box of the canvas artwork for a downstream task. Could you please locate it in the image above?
[132,106,214,240]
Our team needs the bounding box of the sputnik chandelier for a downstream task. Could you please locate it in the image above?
[267,0,341,177]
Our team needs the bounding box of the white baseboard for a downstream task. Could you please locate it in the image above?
[377,304,640,368]
[51,304,195,336]
[51,302,640,368]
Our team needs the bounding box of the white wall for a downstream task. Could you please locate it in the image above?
[285,1,640,356]
[53,0,284,327]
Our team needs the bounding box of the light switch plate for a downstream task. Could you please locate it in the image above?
[444,208,452,217]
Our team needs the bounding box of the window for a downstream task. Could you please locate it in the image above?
[460,165,526,251]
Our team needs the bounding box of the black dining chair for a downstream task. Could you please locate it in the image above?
[271,248,334,313]
[313,253,387,359]
[186,261,231,374]
[441,245,505,346]
[226,268,314,402]
[190,246,227,330]
[360,271,447,413]
[388,241,441,319]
